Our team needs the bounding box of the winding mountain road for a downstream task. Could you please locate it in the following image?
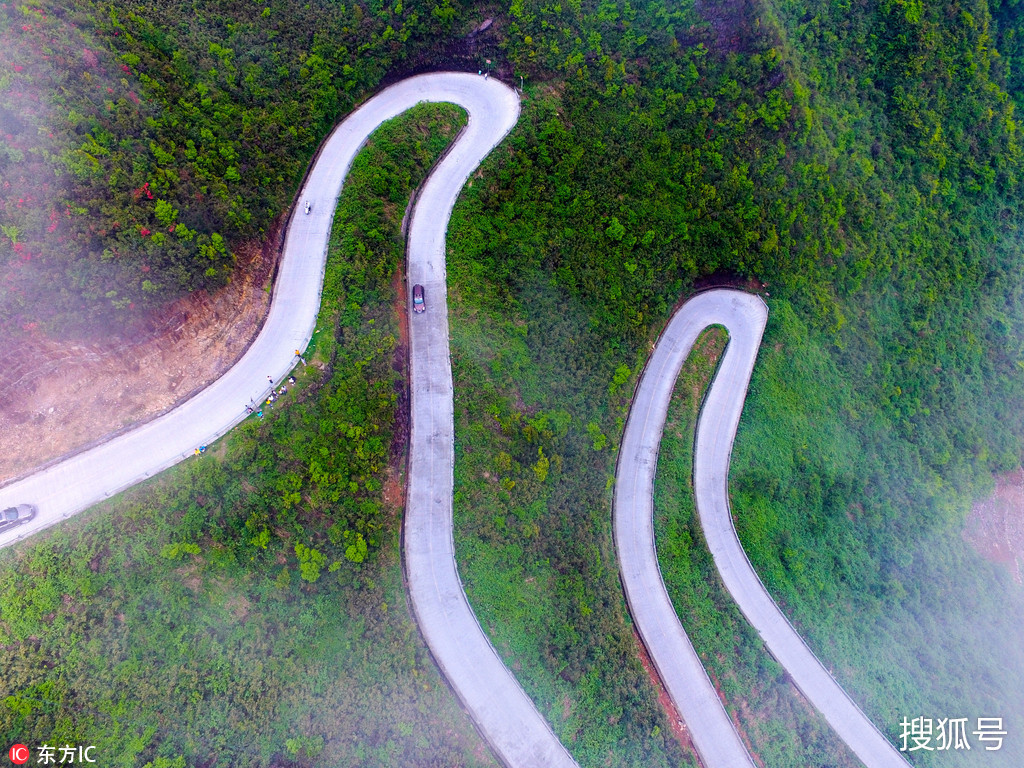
[0,74,503,552]
[2,73,913,768]
[615,291,761,768]
[615,289,912,768]
[398,80,578,767]
[0,73,575,767]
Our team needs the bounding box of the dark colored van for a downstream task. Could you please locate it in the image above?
[412,284,425,313]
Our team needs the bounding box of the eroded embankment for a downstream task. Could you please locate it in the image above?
[0,233,278,484]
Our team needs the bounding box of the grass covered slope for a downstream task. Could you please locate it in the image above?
[0,105,498,768]
[652,311,1024,768]
[3,0,1024,764]
[653,326,861,768]
[445,0,1024,764]
[445,259,693,766]
[729,301,1024,767]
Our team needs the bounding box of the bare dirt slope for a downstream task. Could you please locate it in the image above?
[0,238,276,485]
[964,466,1024,585]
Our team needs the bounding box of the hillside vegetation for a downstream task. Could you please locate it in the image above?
[0,0,493,333]
[3,0,1024,765]
[447,0,1024,763]
[0,105,502,767]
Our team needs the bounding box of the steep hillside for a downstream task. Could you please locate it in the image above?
[2,0,1024,765]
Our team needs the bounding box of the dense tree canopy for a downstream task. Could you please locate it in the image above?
[3,0,1024,764]
[0,0,494,334]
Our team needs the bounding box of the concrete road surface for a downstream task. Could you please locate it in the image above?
[0,73,576,768]
[616,289,913,768]
[400,79,578,767]
[615,290,759,768]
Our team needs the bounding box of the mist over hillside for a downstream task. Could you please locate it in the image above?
[2,0,1024,765]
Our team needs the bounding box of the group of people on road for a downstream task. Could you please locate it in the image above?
[243,371,299,420]
[197,351,306,457]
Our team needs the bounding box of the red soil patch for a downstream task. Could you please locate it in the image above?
[382,469,404,515]
[392,265,411,366]
[702,663,766,768]
[0,225,280,485]
[964,466,1024,584]
[631,627,698,758]
[385,264,411,518]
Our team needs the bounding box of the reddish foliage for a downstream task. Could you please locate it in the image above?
[132,182,153,201]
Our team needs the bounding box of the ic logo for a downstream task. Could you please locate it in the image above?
[8,744,30,764]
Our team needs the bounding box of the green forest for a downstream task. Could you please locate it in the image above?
[3,0,1024,765]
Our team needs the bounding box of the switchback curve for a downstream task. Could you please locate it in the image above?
[615,288,913,768]
[2,75,913,768]
[0,73,576,768]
